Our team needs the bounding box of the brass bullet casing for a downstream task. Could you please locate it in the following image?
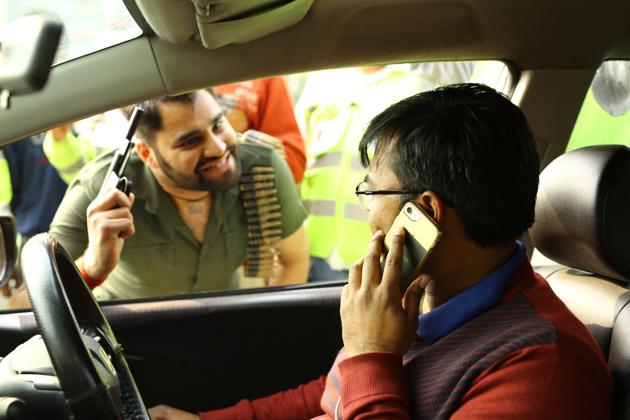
[243,198,279,208]
[240,173,276,183]
[245,253,276,261]
[245,204,281,216]
[247,236,281,245]
[248,220,282,231]
[241,188,278,200]
[246,211,282,223]
[245,253,276,263]
[244,249,275,259]
[240,165,283,279]
[249,166,275,174]
[246,244,272,253]
[244,253,277,276]
[240,182,275,192]
[247,229,283,239]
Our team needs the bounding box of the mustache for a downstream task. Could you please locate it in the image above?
[195,143,237,173]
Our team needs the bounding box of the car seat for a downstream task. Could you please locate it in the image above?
[530,145,630,419]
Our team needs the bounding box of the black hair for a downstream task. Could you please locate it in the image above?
[359,83,540,247]
[121,90,215,146]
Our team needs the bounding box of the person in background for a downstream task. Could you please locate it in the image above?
[215,77,307,183]
[0,124,95,243]
[0,125,96,303]
[296,65,434,282]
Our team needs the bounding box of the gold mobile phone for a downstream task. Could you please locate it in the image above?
[381,202,442,291]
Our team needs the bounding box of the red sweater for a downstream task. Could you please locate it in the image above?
[214,77,306,183]
[201,262,612,419]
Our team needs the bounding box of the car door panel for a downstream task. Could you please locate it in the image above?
[0,284,344,413]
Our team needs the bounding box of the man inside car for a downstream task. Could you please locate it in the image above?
[150,83,611,419]
[49,89,309,300]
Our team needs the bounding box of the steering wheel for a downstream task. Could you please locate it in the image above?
[20,233,149,420]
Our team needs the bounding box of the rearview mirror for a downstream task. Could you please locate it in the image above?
[0,15,63,107]
[0,215,17,288]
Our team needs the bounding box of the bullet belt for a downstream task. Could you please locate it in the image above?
[240,166,281,278]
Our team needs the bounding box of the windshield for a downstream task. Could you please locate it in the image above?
[0,0,142,64]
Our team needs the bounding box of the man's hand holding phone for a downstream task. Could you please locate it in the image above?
[82,188,135,281]
[341,229,431,357]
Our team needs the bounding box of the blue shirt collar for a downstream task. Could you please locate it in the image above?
[417,241,526,344]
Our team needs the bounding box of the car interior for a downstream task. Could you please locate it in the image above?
[0,0,630,419]
[530,145,630,419]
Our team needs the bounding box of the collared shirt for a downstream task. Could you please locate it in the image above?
[50,143,307,300]
[417,241,526,344]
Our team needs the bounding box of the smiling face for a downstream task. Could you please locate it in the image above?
[141,90,241,193]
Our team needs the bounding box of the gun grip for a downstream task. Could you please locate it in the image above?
[116,177,133,196]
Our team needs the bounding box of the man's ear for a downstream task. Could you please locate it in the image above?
[135,141,156,169]
[415,191,444,224]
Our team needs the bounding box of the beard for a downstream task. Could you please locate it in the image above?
[154,143,241,192]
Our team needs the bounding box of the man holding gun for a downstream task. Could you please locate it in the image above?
[49,90,309,300]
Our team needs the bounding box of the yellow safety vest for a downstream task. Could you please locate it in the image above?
[300,101,371,265]
[0,150,11,205]
[0,131,97,207]
[299,67,433,267]
[43,131,97,184]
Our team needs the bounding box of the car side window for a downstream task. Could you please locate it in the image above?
[0,60,514,310]
[566,60,630,151]
[291,61,513,285]
[531,60,630,268]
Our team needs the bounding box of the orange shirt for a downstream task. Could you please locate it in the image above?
[215,77,306,183]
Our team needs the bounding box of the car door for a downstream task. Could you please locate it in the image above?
[0,281,344,412]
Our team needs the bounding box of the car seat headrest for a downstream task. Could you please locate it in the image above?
[530,145,630,281]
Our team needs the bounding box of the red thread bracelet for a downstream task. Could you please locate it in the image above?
[79,260,105,289]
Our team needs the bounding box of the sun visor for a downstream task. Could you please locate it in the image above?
[136,0,313,49]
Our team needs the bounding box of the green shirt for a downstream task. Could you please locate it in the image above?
[50,143,307,300]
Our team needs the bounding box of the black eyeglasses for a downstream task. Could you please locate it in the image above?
[355,180,423,210]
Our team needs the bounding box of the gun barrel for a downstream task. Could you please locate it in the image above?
[98,105,144,196]
[126,106,144,140]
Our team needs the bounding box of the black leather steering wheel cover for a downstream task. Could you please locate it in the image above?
[20,234,148,420]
